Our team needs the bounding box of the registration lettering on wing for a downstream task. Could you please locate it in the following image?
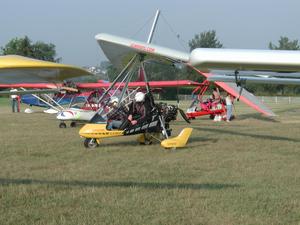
[130,43,155,53]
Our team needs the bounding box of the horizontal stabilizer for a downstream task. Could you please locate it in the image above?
[161,128,193,149]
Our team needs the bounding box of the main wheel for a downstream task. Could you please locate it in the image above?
[70,122,77,127]
[144,139,153,145]
[138,133,154,145]
[84,138,99,149]
[59,122,67,128]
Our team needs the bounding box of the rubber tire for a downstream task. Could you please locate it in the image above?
[84,138,99,149]
[59,122,67,128]
[144,140,153,145]
[70,122,76,127]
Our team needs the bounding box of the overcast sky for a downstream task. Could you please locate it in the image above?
[1,0,300,67]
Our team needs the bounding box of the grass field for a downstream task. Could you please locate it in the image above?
[0,98,300,225]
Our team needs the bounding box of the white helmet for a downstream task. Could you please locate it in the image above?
[110,96,119,104]
[135,92,145,102]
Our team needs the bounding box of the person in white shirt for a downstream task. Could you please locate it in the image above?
[10,88,19,112]
[225,93,234,122]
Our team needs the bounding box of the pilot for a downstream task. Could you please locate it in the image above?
[212,87,221,104]
[128,92,146,126]
[212,87,222,121]
[106,97,128,130]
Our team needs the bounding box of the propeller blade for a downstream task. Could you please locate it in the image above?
[178,108,191,124]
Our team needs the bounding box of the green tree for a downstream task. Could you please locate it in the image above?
[186,30,223,82]
[106,63,120,81]
[268,36,300,95]
[188,30,223,51]
[1,36,60,62]
[269,36,300,50]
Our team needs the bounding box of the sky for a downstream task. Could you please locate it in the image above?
[1,0,300,67]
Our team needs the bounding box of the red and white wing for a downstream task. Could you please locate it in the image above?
[76,80,201,89]
[192,67,275,116]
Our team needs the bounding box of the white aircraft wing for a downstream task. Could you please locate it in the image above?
[208,75,300,85]
[96,33,300,73]
[95,33,189,68]
[95,33,300,117]
[189,48,300,72]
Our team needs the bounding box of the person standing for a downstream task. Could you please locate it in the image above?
[10,88,19,113]
[225,93,234,122]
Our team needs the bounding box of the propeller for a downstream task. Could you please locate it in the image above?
[178,107,191,124]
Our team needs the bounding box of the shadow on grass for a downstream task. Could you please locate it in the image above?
[189,136,218,143]
[101,137,218,149]
[273,106,300,114]
[194,127,300,143]
[236,113,278,122]
[0,178,239,190]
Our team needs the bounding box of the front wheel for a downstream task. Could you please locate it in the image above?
[84,138,99,149]
[59,122,67,128]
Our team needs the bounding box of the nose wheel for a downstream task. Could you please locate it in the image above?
[59,122,67,128]
[84,138,99,149]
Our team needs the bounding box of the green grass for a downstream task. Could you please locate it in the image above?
[0,101,300,225]
[0,97,9,106]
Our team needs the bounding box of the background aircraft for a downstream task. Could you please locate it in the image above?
[0,62,202,128]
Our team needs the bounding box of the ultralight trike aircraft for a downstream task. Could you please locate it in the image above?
[78,55,192,149]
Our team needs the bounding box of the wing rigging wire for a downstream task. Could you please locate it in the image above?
[160,12,189,52]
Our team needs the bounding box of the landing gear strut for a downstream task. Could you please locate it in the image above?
[234,70,244,101]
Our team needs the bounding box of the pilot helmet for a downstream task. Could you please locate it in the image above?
[110,96,119,104]
[135,92,145,102]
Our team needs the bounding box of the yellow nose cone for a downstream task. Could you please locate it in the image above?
[79,123,107,138]
[79,123,124,139]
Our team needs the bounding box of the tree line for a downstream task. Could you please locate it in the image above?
[1,32,300,98]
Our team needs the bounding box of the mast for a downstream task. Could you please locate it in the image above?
[147,9,160,44]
